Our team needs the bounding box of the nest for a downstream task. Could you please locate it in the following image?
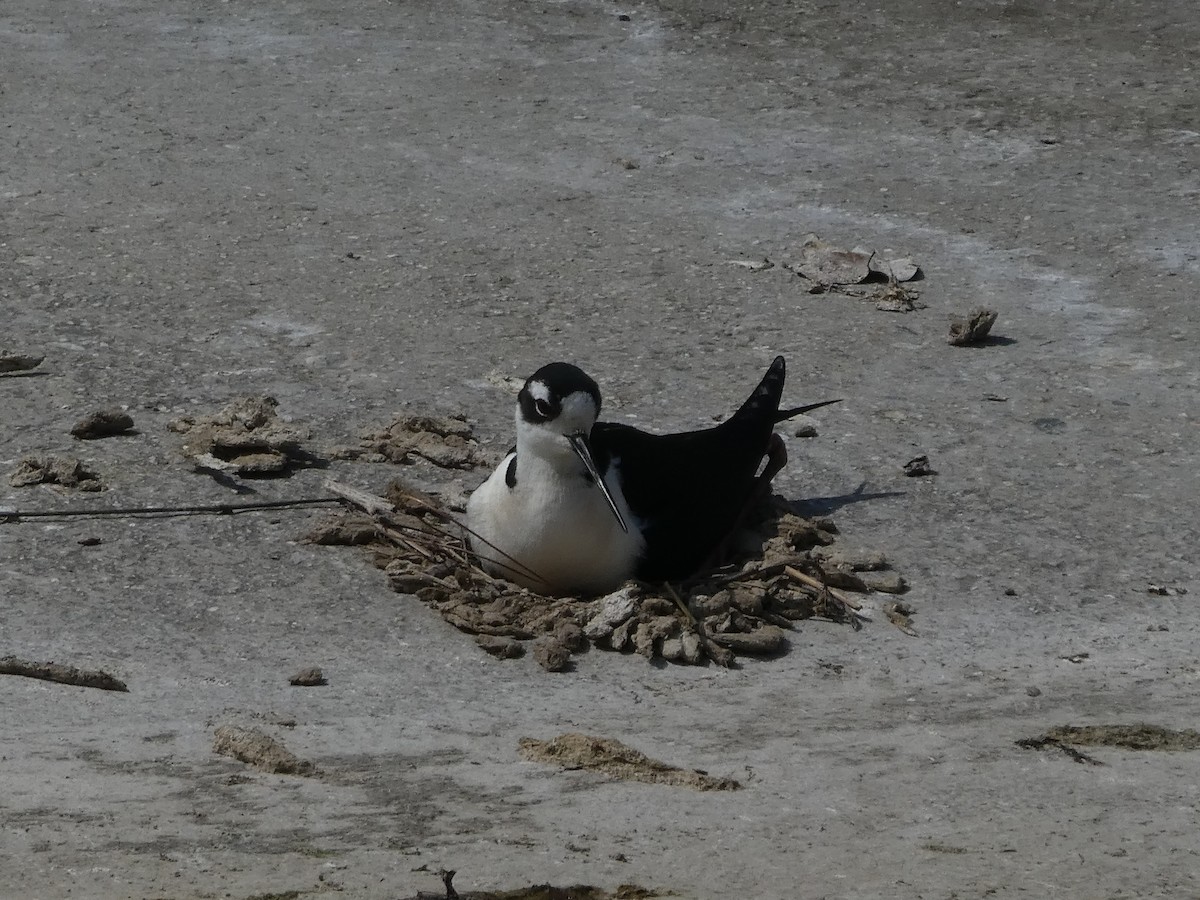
[310,479,908,668]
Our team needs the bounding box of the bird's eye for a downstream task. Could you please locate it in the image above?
[534,399,553,419]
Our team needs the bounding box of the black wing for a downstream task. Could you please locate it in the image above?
[593,356,837,581]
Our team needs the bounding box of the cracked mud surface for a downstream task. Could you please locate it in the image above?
[2,1,1198,898]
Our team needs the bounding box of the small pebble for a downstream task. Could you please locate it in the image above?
[793,415,818,438]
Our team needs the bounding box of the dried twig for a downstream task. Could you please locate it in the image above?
[1,497,340,522]
[322,479,396,516]
[0,656,129,692]
[323,477,550,589]
[884,601,919,636]
[785,565,868,617]
[663,582,697,627]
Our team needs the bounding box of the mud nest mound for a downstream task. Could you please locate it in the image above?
[310,479,906,668]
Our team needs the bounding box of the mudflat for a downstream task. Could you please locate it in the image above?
[2,1,1197,897]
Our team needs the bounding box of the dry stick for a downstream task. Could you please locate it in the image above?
[379,524,436,560]
[322,478,551,589]
[784,565,871,621]
[0,656,129,692]
[320,480,395,516]
[0,497,340,521]
[784,565,862,609]
[663,582,698,627]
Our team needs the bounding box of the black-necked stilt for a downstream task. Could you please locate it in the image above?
[465,356,839,595]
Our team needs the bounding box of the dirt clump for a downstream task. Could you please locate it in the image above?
[1044,724,1200,751]
[407,870,661,900]
[9,455,104,491]
[531,637,572,672]
[948,307,999,345]
[0,656,128,692]
[519,732,740,791]
[70,409,135,439]
[475,635,526,659]
[337,413,497,470]
[212,724,317,776]
[169,396,316,476]
[0,352,45,373]
[288,666,327,686]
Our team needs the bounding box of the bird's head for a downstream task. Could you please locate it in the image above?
[514,362,627,533]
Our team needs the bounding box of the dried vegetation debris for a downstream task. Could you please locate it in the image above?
[778,234,925,310]
[9,455,104,491]
[333,413,497,470]
[169,396,317,475]
[309,481,911,669]
[519,732,740,791]
[212,724,318,776]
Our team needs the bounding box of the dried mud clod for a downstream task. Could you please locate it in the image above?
[476,635,526,659]
[212,724,317,776]
[407,873,661,900]
[70,409,135,439]
[0,352,45,373]
[947,307,999,346]
[532,637,572,672]
[304,512,379,546]
[1044,724,1200,752]
[336,414,497,470]
[782,234,921,287]
[169,396,317,476]
[873,281,922,313]
[903,455,935,477]
[0,656,128,692]
[519,732,740,791]
[9,455,104,491]
[288,666,328,686]
[313,480,910,668]
[1017,724,1200,767]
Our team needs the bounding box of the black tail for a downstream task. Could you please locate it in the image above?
[731,355,787,422]
[732,356,842,424]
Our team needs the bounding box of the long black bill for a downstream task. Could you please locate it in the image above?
[567,433,629,534]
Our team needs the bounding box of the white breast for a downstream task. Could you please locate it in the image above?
[465,452,644,596]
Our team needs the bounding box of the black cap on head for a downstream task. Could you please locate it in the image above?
[518,362,602,424]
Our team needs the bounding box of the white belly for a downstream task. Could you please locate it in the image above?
[465,453,644,596]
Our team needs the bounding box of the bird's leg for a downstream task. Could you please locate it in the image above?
[698,433,788,573]
[757,431,789,487]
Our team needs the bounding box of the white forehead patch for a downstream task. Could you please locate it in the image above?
[558,391,598,430]
[529,380,552,403]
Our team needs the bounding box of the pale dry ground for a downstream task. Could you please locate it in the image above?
[2,1,1198,898]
